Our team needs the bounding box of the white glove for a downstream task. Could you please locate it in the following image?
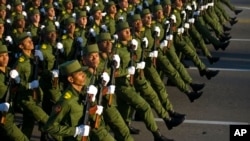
[149,50,158,58]
[177,27,184,34]
[72,13,76,18]
[74,125,90,137]
[40,7,46,14]
[181,10,186,20]
[127,66,135,75]
[101,12,107,17]
[77,37,83,47]
[160,40,168,50]
[54,21,60,29]
[22,11,27,17]
[113,34,118,40]
[170,14,176,23]
[6,19,11,24]
[6,4,11,10]
[51,69,59,78]
[107,85,115,94]
[112,54,120,69]
[131,39,138,50]
[0,102,10,112]
[166,34,173,41]
[192,1,197,10]
[186,5,192,11]
[184,23,190,29]
[96,105,103,115]
[40,25,45,30]
[188,18,195,24]
[9,69,20,84]
[142,37,148,48]
[89,15,94,21]
[27,31,32,37]
[56,42,64,53]
[118,16,124,21]
[87,85,98,102]
[29,80,39,89]
[193,10,200,16]
[208,2,214,7]
[136,61,145,69]
[101,24,108,32]
[101,72,110,86]
[154,26,161,37]
[53,2,59,7]
[89,28,96,37]
[86,6,91,12]
[5,36,13,44]
[35,50,44,61]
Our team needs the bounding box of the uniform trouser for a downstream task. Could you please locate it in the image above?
[195,17,222,47]
[103,105,134,141]
[216,1,231,21]
[134,73,169,119]
[174,34,207,72]
[220,0,235,11]
[0,112,29,141]
[165,44,193,84]
[21,99,49,139]
[116,84,158,132]
[144,57,173,111]
[203,12,224,36]
[189,26,212,57]
[156,51,191,93]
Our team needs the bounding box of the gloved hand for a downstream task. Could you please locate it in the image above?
[76,37,83,47]
[101,12,107,17]
[188,18,195,24]
[74,125,90,137]
[166,34,173,41]
[184,23,190,29]
[86,6,91,12]
[154,26,161,37]
[28,80,39,89]
[193,10,200,16]
[95,105,103,115]
[136,61,145,69]
[149,50,158,58]
[54,21,60,29]
[101,72,110,86]
[22,11,27,17]
[6,19,11,24]
[5,36,13,45]
[0,102,10,112]
[107,85,115,94]
[131,39,138,50]
[118,16,124,21]
[192,1,197,10]
[113,34,118,40]
[40,7,46,15]
[87,85,98,102]
[56,42,64,53]
[72,12,76,18]
[6,4,11,10]
[181,10,186,20]
[170,14,176,23]
[9,69,21,84]
[177,27,184,34]
[27,31,32,37]
[101,24,108,32]
[112,54,120,69]
[53,2,59,7]
[186,5,192,11]
[160,40,168,50]
[127,66,135,75]
[89,28,96,37]
[51,69,59,78]
[142,37,148,48]
[40,25,45,30]
[35,50,44,61]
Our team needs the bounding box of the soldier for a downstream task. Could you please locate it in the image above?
[114,20,174,141]
[82,41,134,141]
[75,11,88,50]
[115,0,129,21]
[219,0,242,15]
[0,44,29,141]
[103,1,117,35]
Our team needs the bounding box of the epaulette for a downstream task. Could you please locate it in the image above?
[41,44,47,50]
[12,12,16,16]
[64,91,72,99]
[119,9,123,13]
[152,20,156,24]
[117,43,121,48]
[141,27,145,32]
[62,35,67,40]
[93,25,96,29]
[29,7,34,11]
[106,16,109,20]
[129,4,133,8]
[13,29,17,34]
[173,9,177,13]
[18,56,25,63]
[75,27,79,32]
[62,10,66,15]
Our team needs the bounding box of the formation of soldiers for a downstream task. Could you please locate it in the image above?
[0,0,242,141]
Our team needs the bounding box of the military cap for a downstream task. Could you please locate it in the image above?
[96,33,112,43]
[83,44,99,55]
[0,44,10,53]
[16,32,30,45]
[63,0,72,5]
[130,14,141,23]
[59,60,88,76]
[162,0,171,5]
[0,4,6,10]
[152,5,163,13]
[106,1,116,8]
[44,24,56,33]
[14,0,22,7]
[76,11,87,19]
[14,14,25,22]
[29,8,40,15]
[91,6,102,14]
[0,18,4,24]
[141,9,151,17]
[45,3,54,11]
[64,17,75,26]
[116,21,129,32]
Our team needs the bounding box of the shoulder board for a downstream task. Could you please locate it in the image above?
[117,43,121,48]
[129,4,132,8]
[29,7,33,11]
[41,44,47,49]
[141,27,145,32]
[119,9,123,13]
[62,35,67,40]
[18,56,25,63]
[64,91,72,99]
[106,16,109,20]
[13,29,17,34]
[62,10,66,15]
[75,28,79,32]
[174,9,177,13]
[152,20,156,24]
[12,12,16,16]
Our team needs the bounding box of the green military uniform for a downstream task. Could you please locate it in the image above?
[14,33,49,139]
[0,45,29,141]
[103,1,116,35]
[75,11,88,48]
[26,8,41,45]
[84,42,133,141]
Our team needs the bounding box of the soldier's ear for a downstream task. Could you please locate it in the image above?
[67,76,74,83]
[18,44,23,49]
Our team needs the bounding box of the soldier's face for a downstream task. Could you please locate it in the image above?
[155,10,163,20]
[70,71,87,87]
[47,8,55,17]
[142,14,152,26]
[98,40,112,53]
[77,17,87,26]
[118,28,131,41]
[108,5,117,14]
[94,10,102,21]
[47,31,57,43]
[33,0,41,7]
[65,2,73,10]
[20,37,34,51]
[0,24,4,35]
[119,0,128,9]
[77,0,85,5]
[15,4,23,12]
[30,13,40,23]
[85,52,100,68]
[0,9,6,19]
[0,52,9,67]
[66,23,75,34]
[17,19,26,28]
[133,20,142,32]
